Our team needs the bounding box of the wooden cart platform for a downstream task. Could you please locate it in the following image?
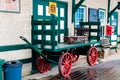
[35,41,101,52]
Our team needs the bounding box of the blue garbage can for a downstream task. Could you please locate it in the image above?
[0,59,4,80]
[3,60,22,80]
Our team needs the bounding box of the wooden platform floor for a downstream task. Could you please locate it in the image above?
[50,58,120,80]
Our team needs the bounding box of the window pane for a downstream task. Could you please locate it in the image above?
[75,7,85,28]
[99,10,105,25]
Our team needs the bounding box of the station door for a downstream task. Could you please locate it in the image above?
[110,12,118,46]
[32,0,68,46]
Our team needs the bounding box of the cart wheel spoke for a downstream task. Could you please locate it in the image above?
[87,46,98,66]
[58,52,72,77]
[36,56,50,73]
[70,49,80,63]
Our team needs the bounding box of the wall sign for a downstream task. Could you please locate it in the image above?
[49,2,57,15]
[0,0,20,13]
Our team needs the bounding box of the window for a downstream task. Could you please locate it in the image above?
[98,9,106,37]
[99,9,106,26]
[88,8,98,22]
[75,6,86,28]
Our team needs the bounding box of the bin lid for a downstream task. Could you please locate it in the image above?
[3,60,22,68]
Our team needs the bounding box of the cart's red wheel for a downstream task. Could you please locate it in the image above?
[36,56,50,73]
[70,49,79,63]
[87,46,98,66]
[58,52,72,77]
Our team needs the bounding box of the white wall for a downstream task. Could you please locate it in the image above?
[0,0,32,76]
[0,0,32,45]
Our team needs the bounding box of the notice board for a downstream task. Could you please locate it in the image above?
[0,0,20,13]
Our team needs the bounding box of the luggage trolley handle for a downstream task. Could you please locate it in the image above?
[19,36,41,52]
[19,36,57,64]
[19,36,31,45]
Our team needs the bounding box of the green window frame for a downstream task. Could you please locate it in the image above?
[75,6,86,28]
[110,12,118,35]
[98,9,106,37]
[99,9,106,26]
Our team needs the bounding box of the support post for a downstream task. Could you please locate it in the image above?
[73,0,85,14]
[107,0,111,23]
[108,5,118,22]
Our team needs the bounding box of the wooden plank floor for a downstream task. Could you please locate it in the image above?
[50,59,120,80]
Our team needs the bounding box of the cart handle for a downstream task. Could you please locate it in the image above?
[19,36,57,64]
[20,36,31,44]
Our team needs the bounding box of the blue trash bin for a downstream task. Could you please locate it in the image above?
[3,60,22,80]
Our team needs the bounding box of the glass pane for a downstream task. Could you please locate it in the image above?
[46,6,50,16]
[55,36,58,41]
[55,7,58,17]
[46,35,51,40]
[60,8,64,17]
[46,25,51,30]
[60,20,64,29]
[60,34,64,42]
[38,25,42,30]
[38,35,42,40]
[38,5,43,15]
[99,10,106,25]
[75,7,85,28]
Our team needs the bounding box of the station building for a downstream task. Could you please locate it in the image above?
[0,0,120,76]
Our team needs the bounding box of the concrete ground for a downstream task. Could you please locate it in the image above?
[22,48,120,80]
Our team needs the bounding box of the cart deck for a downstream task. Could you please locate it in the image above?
[35,41,101,52]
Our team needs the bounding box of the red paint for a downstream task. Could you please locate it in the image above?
[106,25,114,36]
[58,52,72,77]
[36,56,50,73]
[87,46,98,66]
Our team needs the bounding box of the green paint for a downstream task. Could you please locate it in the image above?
[107,0,111,23]
[19,58,32,64]
[109,12,118,48]
[107,0,119,23]
[32,0,68,73]
[0,44,29,52]
[0,59,4,80]
[80,22,100,41]
[73,0,85,14]
[72,0,85,22]
[108,5,118,19]
[110,12,118,35]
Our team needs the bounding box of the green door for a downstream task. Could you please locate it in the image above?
[110,12,118,35]
[110,12,118,46]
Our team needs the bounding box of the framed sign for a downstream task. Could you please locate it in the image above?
[49,2,57,15]
[0,0,20,13]
[88,8,98,22]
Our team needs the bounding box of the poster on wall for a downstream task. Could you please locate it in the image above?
[0,0,20,13]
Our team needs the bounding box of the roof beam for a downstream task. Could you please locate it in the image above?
[107,0,119,23]
[72,0,85,22]
[73,0,85,14]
